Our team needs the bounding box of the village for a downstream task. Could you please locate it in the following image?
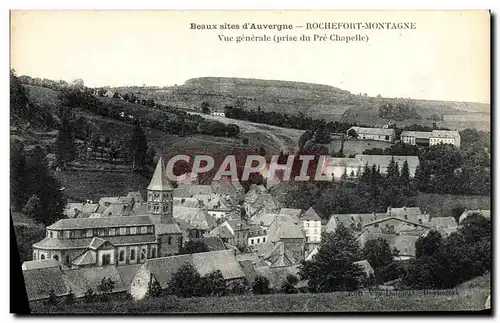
[21,135,490,304]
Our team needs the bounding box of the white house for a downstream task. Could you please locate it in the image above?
[347,126,395,143]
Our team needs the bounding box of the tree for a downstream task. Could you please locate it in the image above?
[415,230,443,259]
[226,124,240,137]
[10,69,31,119]
[451,205,466,224]
[362,237,393,269]
[200,270,226,296]
[201,101,210,113]
[299,224,363,292]
[130,122,148,170]
[400,160,411,187]
[55,114,76,166]
[179,240,210,254]
[298,130,314,149]
[98,277,115,294]
[252,275,271,294]
[23,195,41,219]
[65,289,75,305]
[280,274,299,294]
[167,263,202,297]
[347,129,358,139]
[147,280,162,298]
[84,288,96,303]
[11,141,28,210]
[459,213,491,243]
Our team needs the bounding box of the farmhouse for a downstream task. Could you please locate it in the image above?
[347,126,395,143]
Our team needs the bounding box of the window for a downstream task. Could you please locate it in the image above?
[141,226,147,234]
[130,227,137,235]
[148,193,153,201]
[151,248,157,258]
[65,255,70,264]
[147,226,154,234]
[40,254,45,260]
[53,255,59,261]
[141,248,147,261]
[162,205,168,213]
[250,239,254,245]
[257,238,260,243]
[49,231,53,238]
[153,205,159,213]
[263,237,266,243]
[98,228,106,236]
[86,229,93,238]
[120,227,126,235]
[163,193,169,199]
[168,236,172,245]
[154,193,160,201]
[147,204,151,211]
[109,228,116,236]
[119,250,125,262]
[130,249,136,261]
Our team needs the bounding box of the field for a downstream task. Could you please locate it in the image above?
[30,273,490,313]
[416,193,491,218]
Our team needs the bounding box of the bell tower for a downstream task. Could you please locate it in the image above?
[147,157,174,223]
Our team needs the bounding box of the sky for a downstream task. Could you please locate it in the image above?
[10,10,490,103]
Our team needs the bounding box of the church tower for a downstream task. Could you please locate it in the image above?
[147,157,174,223]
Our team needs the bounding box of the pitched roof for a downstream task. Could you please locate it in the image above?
[267,215,305,241]
[72,250,97,266]
[357,233,419,257]
[47,215,153,230]
[173,184,212,197]
[34,234,158,250]
[279,208,302,218]
[132,202,148,216]
[262,242,293,267]
[430,130,461,139]
[21,259,69,271]
[349,126,395,136]
[88,237,109,250]
[23,267,75,301]
[326,213,387,232]
[155,223,182,235]
[301,207,322,221]
[430,217,457,228]
[252,193,280,212]
[173,206,216,230]
[148,157,174,191]
[101,204,135,217]
[64,203,84,218]
[238,260,257,283]
[401,131,433,139]
[65,265,128,295]
[249,213,279,227]
[126,191,144,203]
[207,225,234,239]
[141,250,245,288]
[193,236,227,251]
[173,197,200,208]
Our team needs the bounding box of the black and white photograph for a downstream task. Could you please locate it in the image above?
[9,9,491,314]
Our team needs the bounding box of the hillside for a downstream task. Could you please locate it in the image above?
[30,273,491,313]
[114,77,490,131]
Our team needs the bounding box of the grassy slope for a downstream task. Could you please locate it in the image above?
[31,273,490,313]
[116,77,490,130]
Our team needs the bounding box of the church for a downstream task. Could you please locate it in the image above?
[31,158,183,268]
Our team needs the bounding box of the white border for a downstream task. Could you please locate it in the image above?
[2,1,498,323]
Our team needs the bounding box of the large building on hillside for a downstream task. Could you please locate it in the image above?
[347,126,395,143]
[32,158,183,268]
[324,154,420,180]
[401,130,461,148]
